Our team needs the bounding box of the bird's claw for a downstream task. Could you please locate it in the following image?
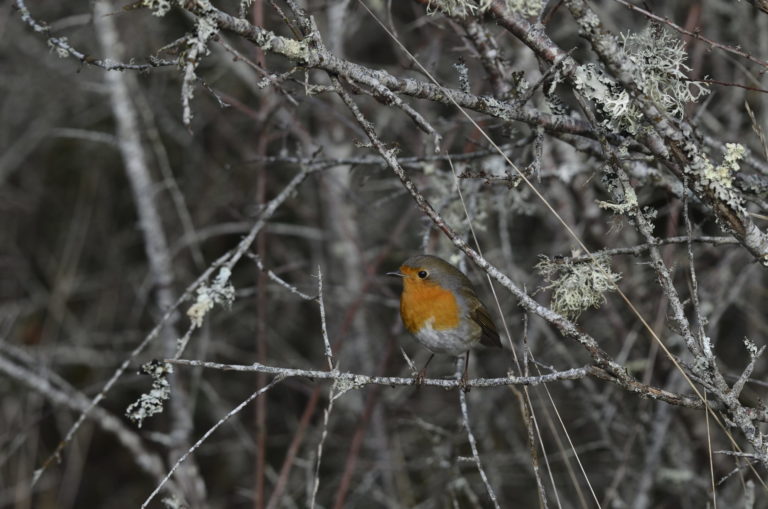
[458,374,470,393]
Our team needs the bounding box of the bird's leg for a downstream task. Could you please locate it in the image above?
[459,351,470,392]
[415,354,435,385]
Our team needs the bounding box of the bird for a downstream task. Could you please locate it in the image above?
[387,254,501,388]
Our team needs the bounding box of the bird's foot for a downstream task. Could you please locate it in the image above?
[458,373,470,393]
[414,368,428,386]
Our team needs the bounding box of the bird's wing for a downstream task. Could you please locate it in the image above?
[468,299,502,349]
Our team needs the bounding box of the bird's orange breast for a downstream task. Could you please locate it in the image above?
[400,279,460,333]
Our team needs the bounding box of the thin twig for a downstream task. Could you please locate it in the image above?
[456,357,501,509]
[249,253,316,301]
[0,351,177,495]
[511,385,549,508]
[167,358,590,388]
[222,167,320,273]
[705,391,717,508]
[32,166,317,485]
[141,376,284,508]
[317,268,335,370]
[310,381,337,509]
[565,236,739,263]
[14,0,176,71]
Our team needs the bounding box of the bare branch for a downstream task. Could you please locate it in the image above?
[167,358,590,388]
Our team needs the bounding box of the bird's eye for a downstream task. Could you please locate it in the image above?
[418,270,428,279]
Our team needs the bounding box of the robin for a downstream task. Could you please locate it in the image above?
[388,254,502,387]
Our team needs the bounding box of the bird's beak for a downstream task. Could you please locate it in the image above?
[386,271,405,278]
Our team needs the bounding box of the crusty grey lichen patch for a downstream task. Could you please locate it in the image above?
[143,0,172,16]
[125,360,173,428]
[684,142,747,217]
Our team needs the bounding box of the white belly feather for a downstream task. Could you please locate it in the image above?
[414,317,475,356]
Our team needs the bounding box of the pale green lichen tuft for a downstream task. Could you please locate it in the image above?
[426,0,492,17]
[621,25,709,119]
[574,64,641,134]
[426,0,540,18]
[574,25,709,134]
[187,267,235,328]
[536,255,621,320]
[280,37,308,61]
